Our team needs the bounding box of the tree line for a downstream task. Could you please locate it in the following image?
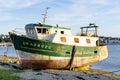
[0,38,11,43]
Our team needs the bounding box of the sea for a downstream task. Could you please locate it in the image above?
[92,45,120,74]
[0,46,16,57]
[0,45,120,74]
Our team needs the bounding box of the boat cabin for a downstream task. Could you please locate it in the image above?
[25,23,99,46]
[25,23,72,39]
[80,23,98,37]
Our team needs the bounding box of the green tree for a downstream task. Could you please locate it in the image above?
[4,38,11,42]
[0,38,2,42]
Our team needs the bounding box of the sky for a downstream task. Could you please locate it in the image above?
[0,0,120,37]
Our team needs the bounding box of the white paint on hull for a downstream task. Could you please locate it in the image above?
[16,50,98,68]
[16,50,70,60]
[16,46,108,61]
[16,45,108,68]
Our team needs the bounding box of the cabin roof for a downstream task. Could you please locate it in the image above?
[80,23,99,29]
[25,23,71,30]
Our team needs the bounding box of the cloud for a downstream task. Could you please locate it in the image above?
[0,0,47,9]
[49,0,120,23]
[0,0,51,21]
[46,0,120,36]
[0,0,120,36]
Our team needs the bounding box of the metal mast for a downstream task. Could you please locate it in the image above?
[42,7,49,24]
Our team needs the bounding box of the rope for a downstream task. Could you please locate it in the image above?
[66,45,76,70]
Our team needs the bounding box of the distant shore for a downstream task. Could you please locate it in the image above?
[0,42,13,46]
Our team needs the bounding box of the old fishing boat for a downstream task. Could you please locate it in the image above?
[9,8,108,70]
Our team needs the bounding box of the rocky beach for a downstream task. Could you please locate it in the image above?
[13,69,120,80]
[0,61,120,80]
[0,55,120,80]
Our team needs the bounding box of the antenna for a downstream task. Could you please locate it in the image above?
[42,7,50,24]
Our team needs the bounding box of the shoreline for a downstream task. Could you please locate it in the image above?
[13,69,120,80]
[0,55,19,64]
[86,68,120,79]
[0,55,120,80]
[0,62,120,80]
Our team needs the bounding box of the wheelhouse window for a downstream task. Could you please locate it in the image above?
[37,28,42,33]
[31,29,35,34]
[43,28,47,33]
[26,29,29,34]
[60,37,66,42]
[37,28,47,34]
[74,38,79,43]
[86,39,91,43]
[27,28,35,34]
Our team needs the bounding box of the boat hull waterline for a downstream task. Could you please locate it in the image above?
[10,33,108,69]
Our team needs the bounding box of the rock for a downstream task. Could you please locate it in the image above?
[0,62,21,69]
[13,70,120,80]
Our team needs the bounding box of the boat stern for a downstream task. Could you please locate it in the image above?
[98,45,108,61]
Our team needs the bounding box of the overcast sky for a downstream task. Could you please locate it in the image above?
[0,0,120,37]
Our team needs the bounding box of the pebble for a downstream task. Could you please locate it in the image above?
[0,62,120,80]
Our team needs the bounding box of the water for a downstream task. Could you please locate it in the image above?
[0,46,16,57]
[0,45,120,74]
[92,45,120,74]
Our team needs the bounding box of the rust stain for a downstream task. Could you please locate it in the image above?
[20,56,101,69]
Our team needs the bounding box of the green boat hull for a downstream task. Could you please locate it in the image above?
[9,33,108,69]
